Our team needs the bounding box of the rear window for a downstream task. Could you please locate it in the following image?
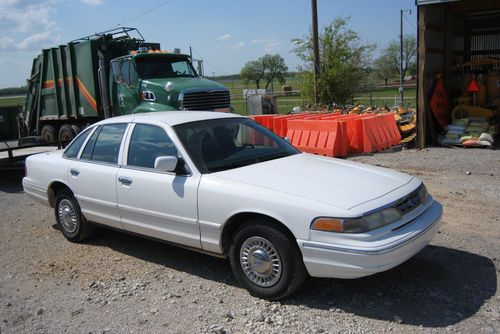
[80,124,128,164]
[63,127,93,159]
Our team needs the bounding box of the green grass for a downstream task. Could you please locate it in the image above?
[0,96,25,108]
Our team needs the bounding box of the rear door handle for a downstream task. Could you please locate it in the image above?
[70,168,80,176]
[118,176,133,185]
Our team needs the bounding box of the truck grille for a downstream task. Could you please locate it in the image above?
[180,89,230,111]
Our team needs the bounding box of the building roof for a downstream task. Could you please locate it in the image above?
[416,0,461,6]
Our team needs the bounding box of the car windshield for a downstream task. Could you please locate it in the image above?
[135,56,198,79]
[173,117,300,174]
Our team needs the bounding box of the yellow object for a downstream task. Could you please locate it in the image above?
[399,123,416,132]
[451,104,493,121]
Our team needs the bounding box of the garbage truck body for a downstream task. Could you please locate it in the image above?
[22,27,230,143]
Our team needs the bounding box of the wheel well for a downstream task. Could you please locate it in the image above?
[220,212,296,257]
[48,181,73,208]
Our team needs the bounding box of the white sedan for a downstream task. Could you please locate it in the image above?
[23,111,442,299]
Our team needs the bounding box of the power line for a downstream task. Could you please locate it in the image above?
[190,47,229,76]
[403,12,417,32]
[117,0,175,26]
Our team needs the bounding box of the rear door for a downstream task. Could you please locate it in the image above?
[116,123,201,248]
[68,123,129,229]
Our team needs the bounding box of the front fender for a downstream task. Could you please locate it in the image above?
[133,102,179,114]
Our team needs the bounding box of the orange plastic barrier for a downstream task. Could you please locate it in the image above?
[250,112,401,156]
[286,119,349,157]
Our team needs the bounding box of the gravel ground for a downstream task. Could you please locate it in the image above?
[0,147,499,333]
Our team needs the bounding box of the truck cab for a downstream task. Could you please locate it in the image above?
[110,51,231,115]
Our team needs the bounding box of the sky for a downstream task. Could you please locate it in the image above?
[0,0,418,89]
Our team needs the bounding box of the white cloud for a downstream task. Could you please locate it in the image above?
[18,31,60,50]
[217,33,232,41]
[0,0,60,51]
[229,42,246,50]
[81,0,105,5]
[251,38,282,53]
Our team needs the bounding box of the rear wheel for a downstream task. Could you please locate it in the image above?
[54,191,93,242]
[41,125,56,143]
[229,220,307,299]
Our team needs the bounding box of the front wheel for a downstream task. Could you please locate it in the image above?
[54,191,93,242]
[229,221,306,299]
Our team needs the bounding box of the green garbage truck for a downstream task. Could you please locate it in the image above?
[20,27,231,143]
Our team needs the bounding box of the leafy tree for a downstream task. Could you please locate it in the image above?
[373,54,394,87]
[376,35,417,83]
[261,54,288,89]
[292,17,375,105]
[240,54,288,90]
[240,60,265,89]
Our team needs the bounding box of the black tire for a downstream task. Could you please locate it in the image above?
[59,124,76,147]
[41,125,56,143]
[229,220,307,299]
[54,190,93,242]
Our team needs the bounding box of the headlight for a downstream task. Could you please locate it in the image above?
[311,207,402,233]
[165,81,174,92]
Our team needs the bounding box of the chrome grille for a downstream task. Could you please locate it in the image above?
[394,185,427,215]
[180,89,230,111]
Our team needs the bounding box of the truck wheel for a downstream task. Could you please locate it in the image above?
[59,124,76,147]
[54,190,93,242]
[41,125,56,143]
[229,221,306,300]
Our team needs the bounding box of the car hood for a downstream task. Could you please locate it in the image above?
[211,153,414,210]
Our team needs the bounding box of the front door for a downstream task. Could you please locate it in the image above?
[116,123,201,248]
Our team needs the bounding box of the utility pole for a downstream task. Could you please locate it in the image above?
[311,0,320,108]
[400,9,412,105]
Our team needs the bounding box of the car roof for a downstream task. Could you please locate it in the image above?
[96,111,244,127]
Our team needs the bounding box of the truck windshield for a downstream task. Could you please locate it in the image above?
[135,56,198,79]
[173,118,299,174]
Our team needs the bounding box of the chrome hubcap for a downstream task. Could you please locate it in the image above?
[58,199,78,233]
[240,236,282,287]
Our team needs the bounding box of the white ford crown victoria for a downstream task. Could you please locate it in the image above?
[23,111,442,299]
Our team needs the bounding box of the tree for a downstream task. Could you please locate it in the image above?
[292,17,375,105]
[376,35,417,83]
[261,54,288,89]
[240,54,288,90]
[373,54,393,87]
[240,60,265,89]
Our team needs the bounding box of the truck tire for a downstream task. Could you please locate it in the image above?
[59,124,76,147]
[41,125,56,143]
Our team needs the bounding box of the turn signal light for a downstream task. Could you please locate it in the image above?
[311,218,344,232]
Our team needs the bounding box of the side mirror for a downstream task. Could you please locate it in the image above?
[154,156,178,172]
[284,137,291,144]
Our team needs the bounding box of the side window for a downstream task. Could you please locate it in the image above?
[63,127,93,159]
[111,60,122,83]
[81,124,128,164]
[122,60,131,84]
[127,124,178,169]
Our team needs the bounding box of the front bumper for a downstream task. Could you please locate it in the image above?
[297,200,443,279]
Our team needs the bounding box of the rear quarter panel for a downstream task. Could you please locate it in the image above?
[23,150,70,206]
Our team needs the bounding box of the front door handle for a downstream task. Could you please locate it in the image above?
[70,168,80,176]
[118,176,133,185]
